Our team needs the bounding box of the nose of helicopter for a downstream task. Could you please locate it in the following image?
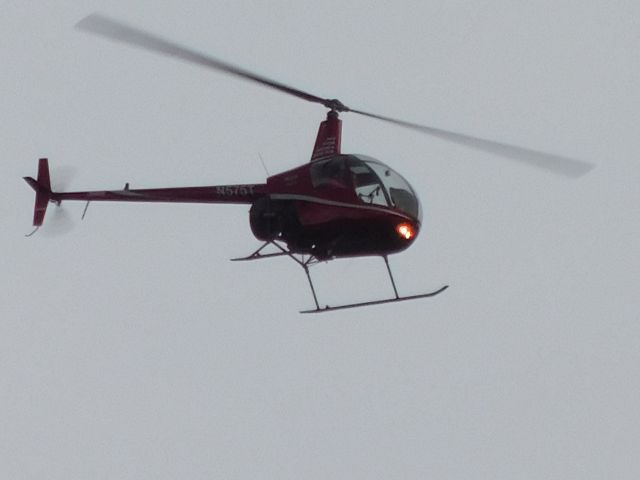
[389,218,420,254]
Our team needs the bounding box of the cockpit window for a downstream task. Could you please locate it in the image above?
[388,187,419,218]
[309,155,422,222]
[348,161,389,207]
[353,155,422,221]
[310,158,350,188]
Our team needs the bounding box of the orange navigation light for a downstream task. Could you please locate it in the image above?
[396,222,414,240]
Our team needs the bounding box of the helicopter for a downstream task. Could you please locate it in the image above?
[24,14,594,313]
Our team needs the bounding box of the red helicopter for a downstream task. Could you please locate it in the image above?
[24,14,593,313]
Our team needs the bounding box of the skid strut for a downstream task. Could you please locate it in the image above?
[232,241,448,313]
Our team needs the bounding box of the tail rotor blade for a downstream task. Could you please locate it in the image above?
[42,205,75,237]
[51,165,77,192]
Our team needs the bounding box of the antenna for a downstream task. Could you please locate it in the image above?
[258,153,270,176]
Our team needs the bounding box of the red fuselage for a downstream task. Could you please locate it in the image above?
[253,154,422,260]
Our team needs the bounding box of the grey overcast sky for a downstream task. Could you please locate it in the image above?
[2,1,639,478]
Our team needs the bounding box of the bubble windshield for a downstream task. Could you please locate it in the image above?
[349,155,422,222]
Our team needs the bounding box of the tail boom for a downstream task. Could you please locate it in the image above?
[25,157,267,229]
[52,183,267,205]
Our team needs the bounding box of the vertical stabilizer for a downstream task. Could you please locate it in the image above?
[23,158,52,226]
[310,111,342,161]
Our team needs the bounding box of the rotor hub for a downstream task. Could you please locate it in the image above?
[323,98,349,113]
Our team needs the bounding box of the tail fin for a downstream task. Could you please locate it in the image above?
[23,158,52,227]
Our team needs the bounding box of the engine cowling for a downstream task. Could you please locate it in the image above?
[249,197,298,241]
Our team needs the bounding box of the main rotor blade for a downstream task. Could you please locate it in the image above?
[77,14,593,178]
[76,14,334,108]
[351,109,594,177]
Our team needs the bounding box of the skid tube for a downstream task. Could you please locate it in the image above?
[232,241,448,313]
[300,255,448,314]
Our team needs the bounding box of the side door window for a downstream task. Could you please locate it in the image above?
[350,163,388,206]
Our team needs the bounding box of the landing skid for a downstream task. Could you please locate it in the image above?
[232,240,448,313]
[299,286,449,314]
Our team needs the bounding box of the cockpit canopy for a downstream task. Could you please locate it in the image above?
[310,154,422,222]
